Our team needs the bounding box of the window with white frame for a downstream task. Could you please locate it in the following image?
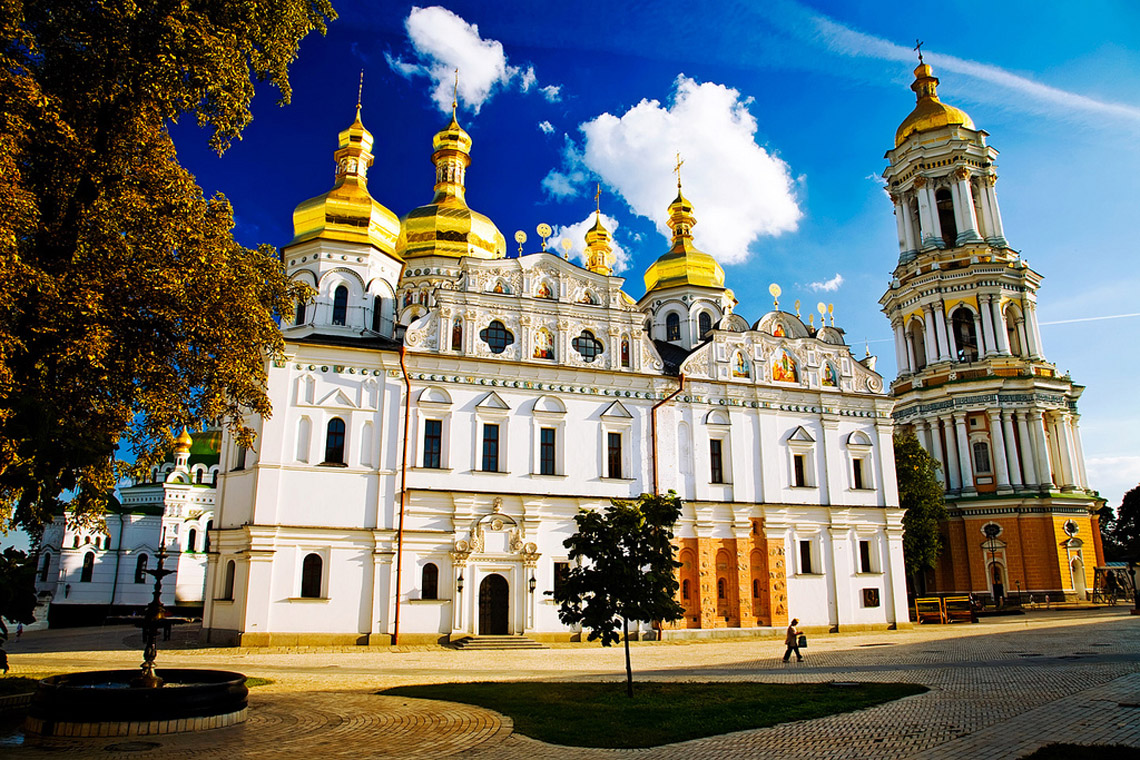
[299,552,325,599]
[846,430,874,490]
[416,386,452,469]
[857,538,879,574]
[797,538,819,575]
[531,395,566,476]
[786,426,816,488]
[704,409,732,485]
[474,392,510,473]
[600,401,633,480]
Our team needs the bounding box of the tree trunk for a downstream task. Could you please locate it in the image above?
[622,616,633,698]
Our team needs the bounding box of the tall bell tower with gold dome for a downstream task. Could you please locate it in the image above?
[283,99,404,338]
[637,170,736,351]
[880,56,1105,602]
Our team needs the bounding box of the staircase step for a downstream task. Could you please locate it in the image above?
[452,635,548,650]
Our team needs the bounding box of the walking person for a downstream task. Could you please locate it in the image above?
[783,618,803,662]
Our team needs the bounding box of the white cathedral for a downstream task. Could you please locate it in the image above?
[195,91,907,646]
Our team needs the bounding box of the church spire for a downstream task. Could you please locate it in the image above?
[585,183,615,276]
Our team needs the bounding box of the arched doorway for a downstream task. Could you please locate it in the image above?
[1071,557,1087,598]
[478,573,510,635]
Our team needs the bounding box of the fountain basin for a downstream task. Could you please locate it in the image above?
[24,669,248,738]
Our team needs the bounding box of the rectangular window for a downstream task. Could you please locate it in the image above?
[481,424,500,472]
[793,454,806,487]
[553,561,571,597]
[853,457,865,489]
[709,439,724,483]
[607,432,623,479]
[423,419,442,469]
[859,540,873,573]
[539,427,556,475]
[799,540,814,574]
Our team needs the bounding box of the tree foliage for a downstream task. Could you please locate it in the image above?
[1102,485,1140,561]
[555,492,685,697]
[894,431,947,589]
[0,547,37,671]
[0,0,335,532]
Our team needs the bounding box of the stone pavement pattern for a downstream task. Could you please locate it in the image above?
[3,608,1138,759]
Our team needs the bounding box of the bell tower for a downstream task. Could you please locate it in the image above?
[879,58,1104,602]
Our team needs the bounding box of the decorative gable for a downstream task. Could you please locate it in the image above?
[601,401,633,419]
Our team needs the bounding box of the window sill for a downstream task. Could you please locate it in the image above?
[411,466,453,473]
[409,598,450,604]
[287,596,330,602]
[600,476,636,482]
[790,485,817,490]
[849,487,876,492]
[530,473,567,480]
[709,481,733,486]
[318,461,348,468]
[212,598,235,604]
[469,469,509,476]
[795,573,825,578]
[855,572,883,577]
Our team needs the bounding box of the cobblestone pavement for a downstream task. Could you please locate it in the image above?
[3,608,1138,759]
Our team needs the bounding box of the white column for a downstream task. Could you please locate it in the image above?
[893,320,910,374]
[988,411,1011,492]
[1029,411,1052,488]
[972,310,985,359]
[1016,413,1038,487]
[893,198,909,258]
[929,418,947,488]
[915,181,938,249]
[985,176,1008,245]
[902,197,919,255]
[1071,415,1089,489]
[916,420,931,454]
[1016,316,1032,359]
[906,330,920,371]
[1055,412,1076,491]
[922,307,940,365]
[1002,412,1023,489]
[992,298,1011,355]
[942,415,961,491]
[933,304,952,362]
[1026,301,1045,359]
[979,296,997,357]
[955,170,982,243]
[975,177,995,240]
[954,413,976,496]
[949,181,967,246]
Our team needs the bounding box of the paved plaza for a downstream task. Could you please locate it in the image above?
[2,607,1138,759]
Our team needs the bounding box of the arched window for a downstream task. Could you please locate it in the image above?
[204,520,212,552]
[681,578,690,600]
[666,312,681,341]
[324,418,346,464]
[295,299,307,326]
[300,553,323,598]
[752,578,761,598]
[935,187,958,247]
[620,338,630,368]
[572,330,603,362]
[195,469,203,484]
[908,320,927,370]
[716,578,726,599]
[187,529,198,552]
[40,551,51,582]
[422,563,439,600]
[135,554,148,583]
[73,536,80,548]
[331,285,349,326]
[222,559,236,600]
[699,312,712,339]
[452,318,463,351]
[1004,306,1024,357]
[952,307,979,362]
[371,296,383,333]
[973,441,992,474]
[81,552,95,582]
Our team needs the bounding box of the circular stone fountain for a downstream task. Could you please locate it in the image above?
[23,544,248,738]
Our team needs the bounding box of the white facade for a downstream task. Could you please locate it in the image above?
[200,103,909,646]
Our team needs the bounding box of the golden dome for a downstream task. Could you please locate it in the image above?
[584,213,615,275]
[174,428,193,454]
[290,105,402,256]
[895,62,975,147]
[396,109,505,260]
[643,189,725,294]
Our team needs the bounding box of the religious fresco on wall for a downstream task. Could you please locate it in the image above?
[773,323,785,337]
[773,350,798,382]
[533,327,554,359]
[536,281,554,299]
[733,352,751,378]
[822,361,838,387]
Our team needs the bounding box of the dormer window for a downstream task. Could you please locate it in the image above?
[332,286,348,326]
[666,313,681,342]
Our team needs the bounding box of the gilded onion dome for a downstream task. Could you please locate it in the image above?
[585,211,615,275]
[290,105,402,256]
[174,428,193,454]
[895,62,975,147]
[643,187,726,294]
[395,109,506,260]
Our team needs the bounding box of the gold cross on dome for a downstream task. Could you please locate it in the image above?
[357,69,364,108]
[914,39,924,63]
[673,152,684,189]
[452,68,459,113]
[595,183,602,214]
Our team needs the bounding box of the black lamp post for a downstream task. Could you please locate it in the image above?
[1128,561,1139,615]
[983,524,1003,608]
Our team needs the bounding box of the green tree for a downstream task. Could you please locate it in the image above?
[894,431,947,594]
[0,547,37,672]
[1105,485,1140,561]
[555,492,685,697]
[0,0,335,533]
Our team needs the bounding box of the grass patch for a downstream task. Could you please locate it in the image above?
[380,681,927,748]
[1020,745,1140,759]
[244,677,273,688]
[0,676,41,696]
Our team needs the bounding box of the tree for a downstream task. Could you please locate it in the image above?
[894,431,947,594]
[0,0,335,533]
[555,492,685,697]
[0,547,37,673]
[1104,485,1140,562]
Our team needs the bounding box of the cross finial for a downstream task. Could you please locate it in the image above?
[595,183,602,215]
[673,152,684,189]
[452,68,459,116]
[357,69,364,109]
[914,39,924,63]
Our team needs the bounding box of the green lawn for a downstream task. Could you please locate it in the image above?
[380,681,927,748]
[1020,745,1140,759]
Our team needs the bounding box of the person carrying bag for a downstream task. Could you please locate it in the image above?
[783,618,804,662]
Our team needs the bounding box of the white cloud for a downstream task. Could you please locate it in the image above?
[555,75,801,264]
[385,7,564,114]
[549,213,631,274]
[538,120,555,134]
[809,12,1140,127]
[808,273,844,292]
[1085,455,1140,509]
[541,84,562,103]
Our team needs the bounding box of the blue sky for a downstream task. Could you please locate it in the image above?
[6,1,1139,550]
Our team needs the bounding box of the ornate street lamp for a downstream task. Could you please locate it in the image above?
[456,572,464,594]
[982,523,1003,608]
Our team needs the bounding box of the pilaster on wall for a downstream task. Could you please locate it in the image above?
[766,538,788,628]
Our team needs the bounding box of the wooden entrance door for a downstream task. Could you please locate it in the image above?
[478,573,509,635]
